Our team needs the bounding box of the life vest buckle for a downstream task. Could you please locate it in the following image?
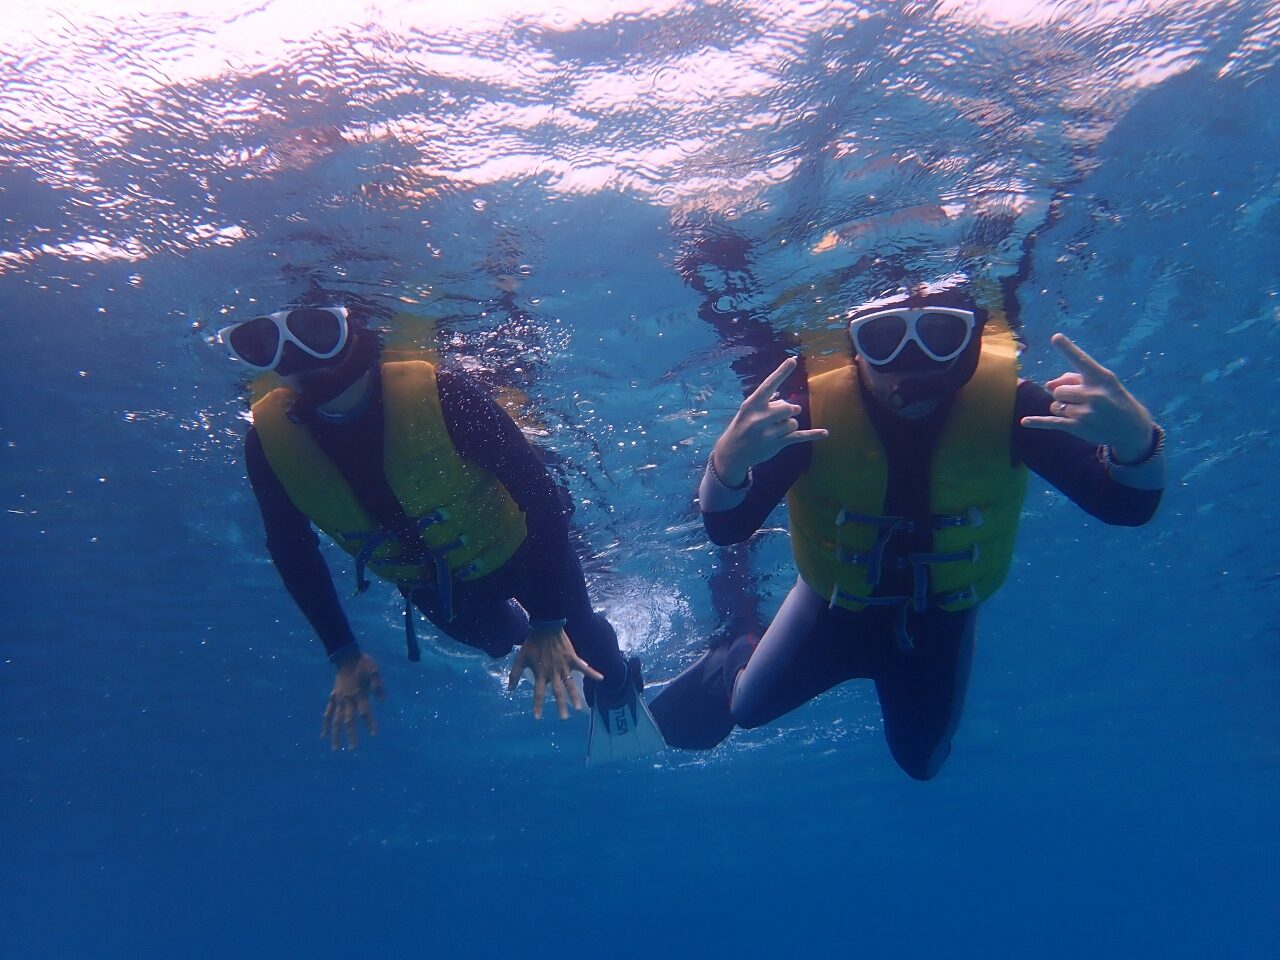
[415,510,447,531]
[932,587,976,608]
[931,507,984,530]
[835,546,870,567]
[835,508,903,529]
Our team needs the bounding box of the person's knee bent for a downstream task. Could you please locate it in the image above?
[729,698,769,730]
[728,683,775,730]
[887,731,952,781]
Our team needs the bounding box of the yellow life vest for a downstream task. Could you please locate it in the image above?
[786,319,1028,613]
[251,359,528,596]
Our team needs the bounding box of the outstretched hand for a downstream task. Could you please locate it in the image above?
[713,356,828,485]
[506,626,603,720]
[1020,334,1155,461]
[322,653,386,751]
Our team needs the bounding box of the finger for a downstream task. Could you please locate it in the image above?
[330,699,344,750]
[1051,397,1096,418]
[551,673,570,720]
[343,698,357,750]
[358,694,377,737]
[330,701,345,752]
[745,356,798,407]
[782,428,829,446]
[1020,415,1085,435]
[370,669,386,702]
[1052,334,1113,382]
[765,399,803,420]
[1050,384,1092,404]
[506,653,526,692]
[572,655,604,682]
[1044,372,1083,392]
[567,673,587,712]
[532,672,547,720]
[322,695,336,738]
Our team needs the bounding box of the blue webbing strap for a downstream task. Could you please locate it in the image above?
[830,587,917,651]
[932,507,984,529]
[904,547,978,611]
[429,547,455,623]
[829,506,988,651]
[351,528,395,595]
[835,509,908,586]
[403,592,422,662]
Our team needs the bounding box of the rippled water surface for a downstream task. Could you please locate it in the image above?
[2,2,1278,957]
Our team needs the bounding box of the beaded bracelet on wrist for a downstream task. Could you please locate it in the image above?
[707,452,751,491]
[1103,423,1166,468]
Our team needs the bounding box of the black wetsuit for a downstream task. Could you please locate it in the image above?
[245,366,626,683]
[657,375,1161,779]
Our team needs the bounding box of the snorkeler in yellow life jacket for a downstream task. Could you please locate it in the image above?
[221,302,664,762]
[651,276,1165,780]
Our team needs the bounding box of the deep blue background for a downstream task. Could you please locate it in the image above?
[2,3,1278,957]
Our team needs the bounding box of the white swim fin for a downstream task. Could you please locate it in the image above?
[586,657,666,765]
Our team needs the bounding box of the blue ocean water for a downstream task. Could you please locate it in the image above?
[2,1,1278,956]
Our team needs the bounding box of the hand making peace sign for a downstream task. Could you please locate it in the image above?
[1020,333,1156,462]
[712,356,829,486]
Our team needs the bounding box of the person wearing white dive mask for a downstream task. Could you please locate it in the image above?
[222,300,664,762]
[652,278,1165,780]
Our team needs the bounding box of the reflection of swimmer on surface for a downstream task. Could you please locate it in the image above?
[219,296,661,760]
[668,221,790,671]
[652,274,1165,779]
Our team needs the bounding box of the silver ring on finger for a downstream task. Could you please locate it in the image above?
[1053,400,1070,415]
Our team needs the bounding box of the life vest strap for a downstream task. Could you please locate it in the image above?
[906,547,979,565]
[832,508,984,595]
[934,587,976,607]
[836,506,984,533]
[398,532,469,662]
[396,537,467,626]
[932,507,984,529]
[830,585,908,610]
[834,510,913,586]
[829,586,916,651]
[352,528,396,595]
[830,583,977,648]
[350,512,465,632]
[404,599,422,662]
[903,546,979,610]
[836,508,904,529]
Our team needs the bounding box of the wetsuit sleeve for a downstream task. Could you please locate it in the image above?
[700,394,811,545]
[245,428,360,661]
[435,370,578,624]
[1012,380,1162,526]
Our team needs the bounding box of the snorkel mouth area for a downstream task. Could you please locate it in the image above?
[882,341,960,409]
